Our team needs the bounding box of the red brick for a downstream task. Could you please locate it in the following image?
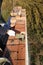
[15,23,25,32]
[17,60,25,65]
[11,60,25,65]
[18,44,25,59]
[7,45,18,51]
[10,52,17,59]
[14,39,19,44]
[7,39,19,45]
[8,36,15,40]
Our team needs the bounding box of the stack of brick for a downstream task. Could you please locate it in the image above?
[4,6,26,65]
[6,36,25,65]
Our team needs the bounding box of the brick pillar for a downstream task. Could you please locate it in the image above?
[4,6,26,65]
[6,36,25,65]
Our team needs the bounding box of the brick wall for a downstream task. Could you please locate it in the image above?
[3,6,26,65]
[4,36,25,65]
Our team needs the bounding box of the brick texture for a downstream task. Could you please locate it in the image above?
[3,6,26,65]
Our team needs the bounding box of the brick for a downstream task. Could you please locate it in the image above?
[15,24,25,32]
[5,6,26,65]
[10,52,18,59]
[15,24,25,28]
[17,60,25,65]
[15,28,25,32]
[11,60,25,65]
[7,45,18,51]
[20,41,25,44]
[18,44,25,59]
[14,60,25,65]
[7,39,19,45]
[10,59,17,65]
[7,40,15,45]
[14,39,19,44]
[8,36,15,40]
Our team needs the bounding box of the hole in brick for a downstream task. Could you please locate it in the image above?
[17,51,19,53]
